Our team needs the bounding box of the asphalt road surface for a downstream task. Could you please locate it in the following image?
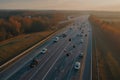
[0,15,92,80]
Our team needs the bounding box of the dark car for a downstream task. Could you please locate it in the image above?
[66,52,72,57]
[85,34,87,37]
[69,38,71,41]
[73,45,76,48]
[62,34,67,38]
[30,59,39,68]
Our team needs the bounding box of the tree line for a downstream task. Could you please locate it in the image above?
[0,13,66,41]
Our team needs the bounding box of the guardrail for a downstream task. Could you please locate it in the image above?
[0,31,54,71]
[0,21,72,72]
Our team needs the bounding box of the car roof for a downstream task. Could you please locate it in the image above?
[43,48,47,50]
[75,62,80,65]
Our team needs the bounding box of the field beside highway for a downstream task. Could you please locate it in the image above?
[89,14,120,80]
[0,20,71,67]
[0,30,53,65]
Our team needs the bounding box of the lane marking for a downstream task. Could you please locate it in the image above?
[29,24,76,80]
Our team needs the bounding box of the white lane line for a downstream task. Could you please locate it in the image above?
[66,46,82,80]
[0,32,55,70]
[29,18,78,80]
[0,42,52,80]
[0,32,61,80]
[29,27,75,80]
[1,38,55,80]
[28,41,68,80]
[42,42,70,80]
[20,26,73,80]
[1,19,75,80]
[66,60,75,80]
[68,31,87,80]
[0,21,70,73]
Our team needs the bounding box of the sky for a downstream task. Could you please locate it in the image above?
[0,0,120,11]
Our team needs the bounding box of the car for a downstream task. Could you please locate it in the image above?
[80,39,84,43]
[62,34,67,38]
[69,38,71,41]
[64,49,67,52]
[79,52,84,57]
[54,37,59,42]
[73,45,76,48]
[85,34,87,37]
[74,62,80,70]
[66,52,72,57]
[81,31,84,33]
[66,53,70,56]
[40,48,47,54]
[81,30,84,33]
[30,59,39,68]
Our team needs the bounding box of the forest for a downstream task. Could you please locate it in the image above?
[0,10,66,41]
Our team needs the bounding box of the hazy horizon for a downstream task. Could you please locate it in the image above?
[0,0,120,11]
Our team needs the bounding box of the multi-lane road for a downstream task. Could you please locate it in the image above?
[0,15,92,80]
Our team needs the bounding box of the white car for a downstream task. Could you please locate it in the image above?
[80,39,84,43]
[40,48,47,54]
[74,62,80,70]
[79,52,84,57]
[54,37,59,42]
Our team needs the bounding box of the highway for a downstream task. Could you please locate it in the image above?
[0,15,92,80]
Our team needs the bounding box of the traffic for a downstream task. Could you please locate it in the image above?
[0,16,92,80]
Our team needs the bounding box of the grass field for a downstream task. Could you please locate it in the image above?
[0,19,71,67]
[0,30,53,66]
[0,21,72,71]
[89,15,120,80]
